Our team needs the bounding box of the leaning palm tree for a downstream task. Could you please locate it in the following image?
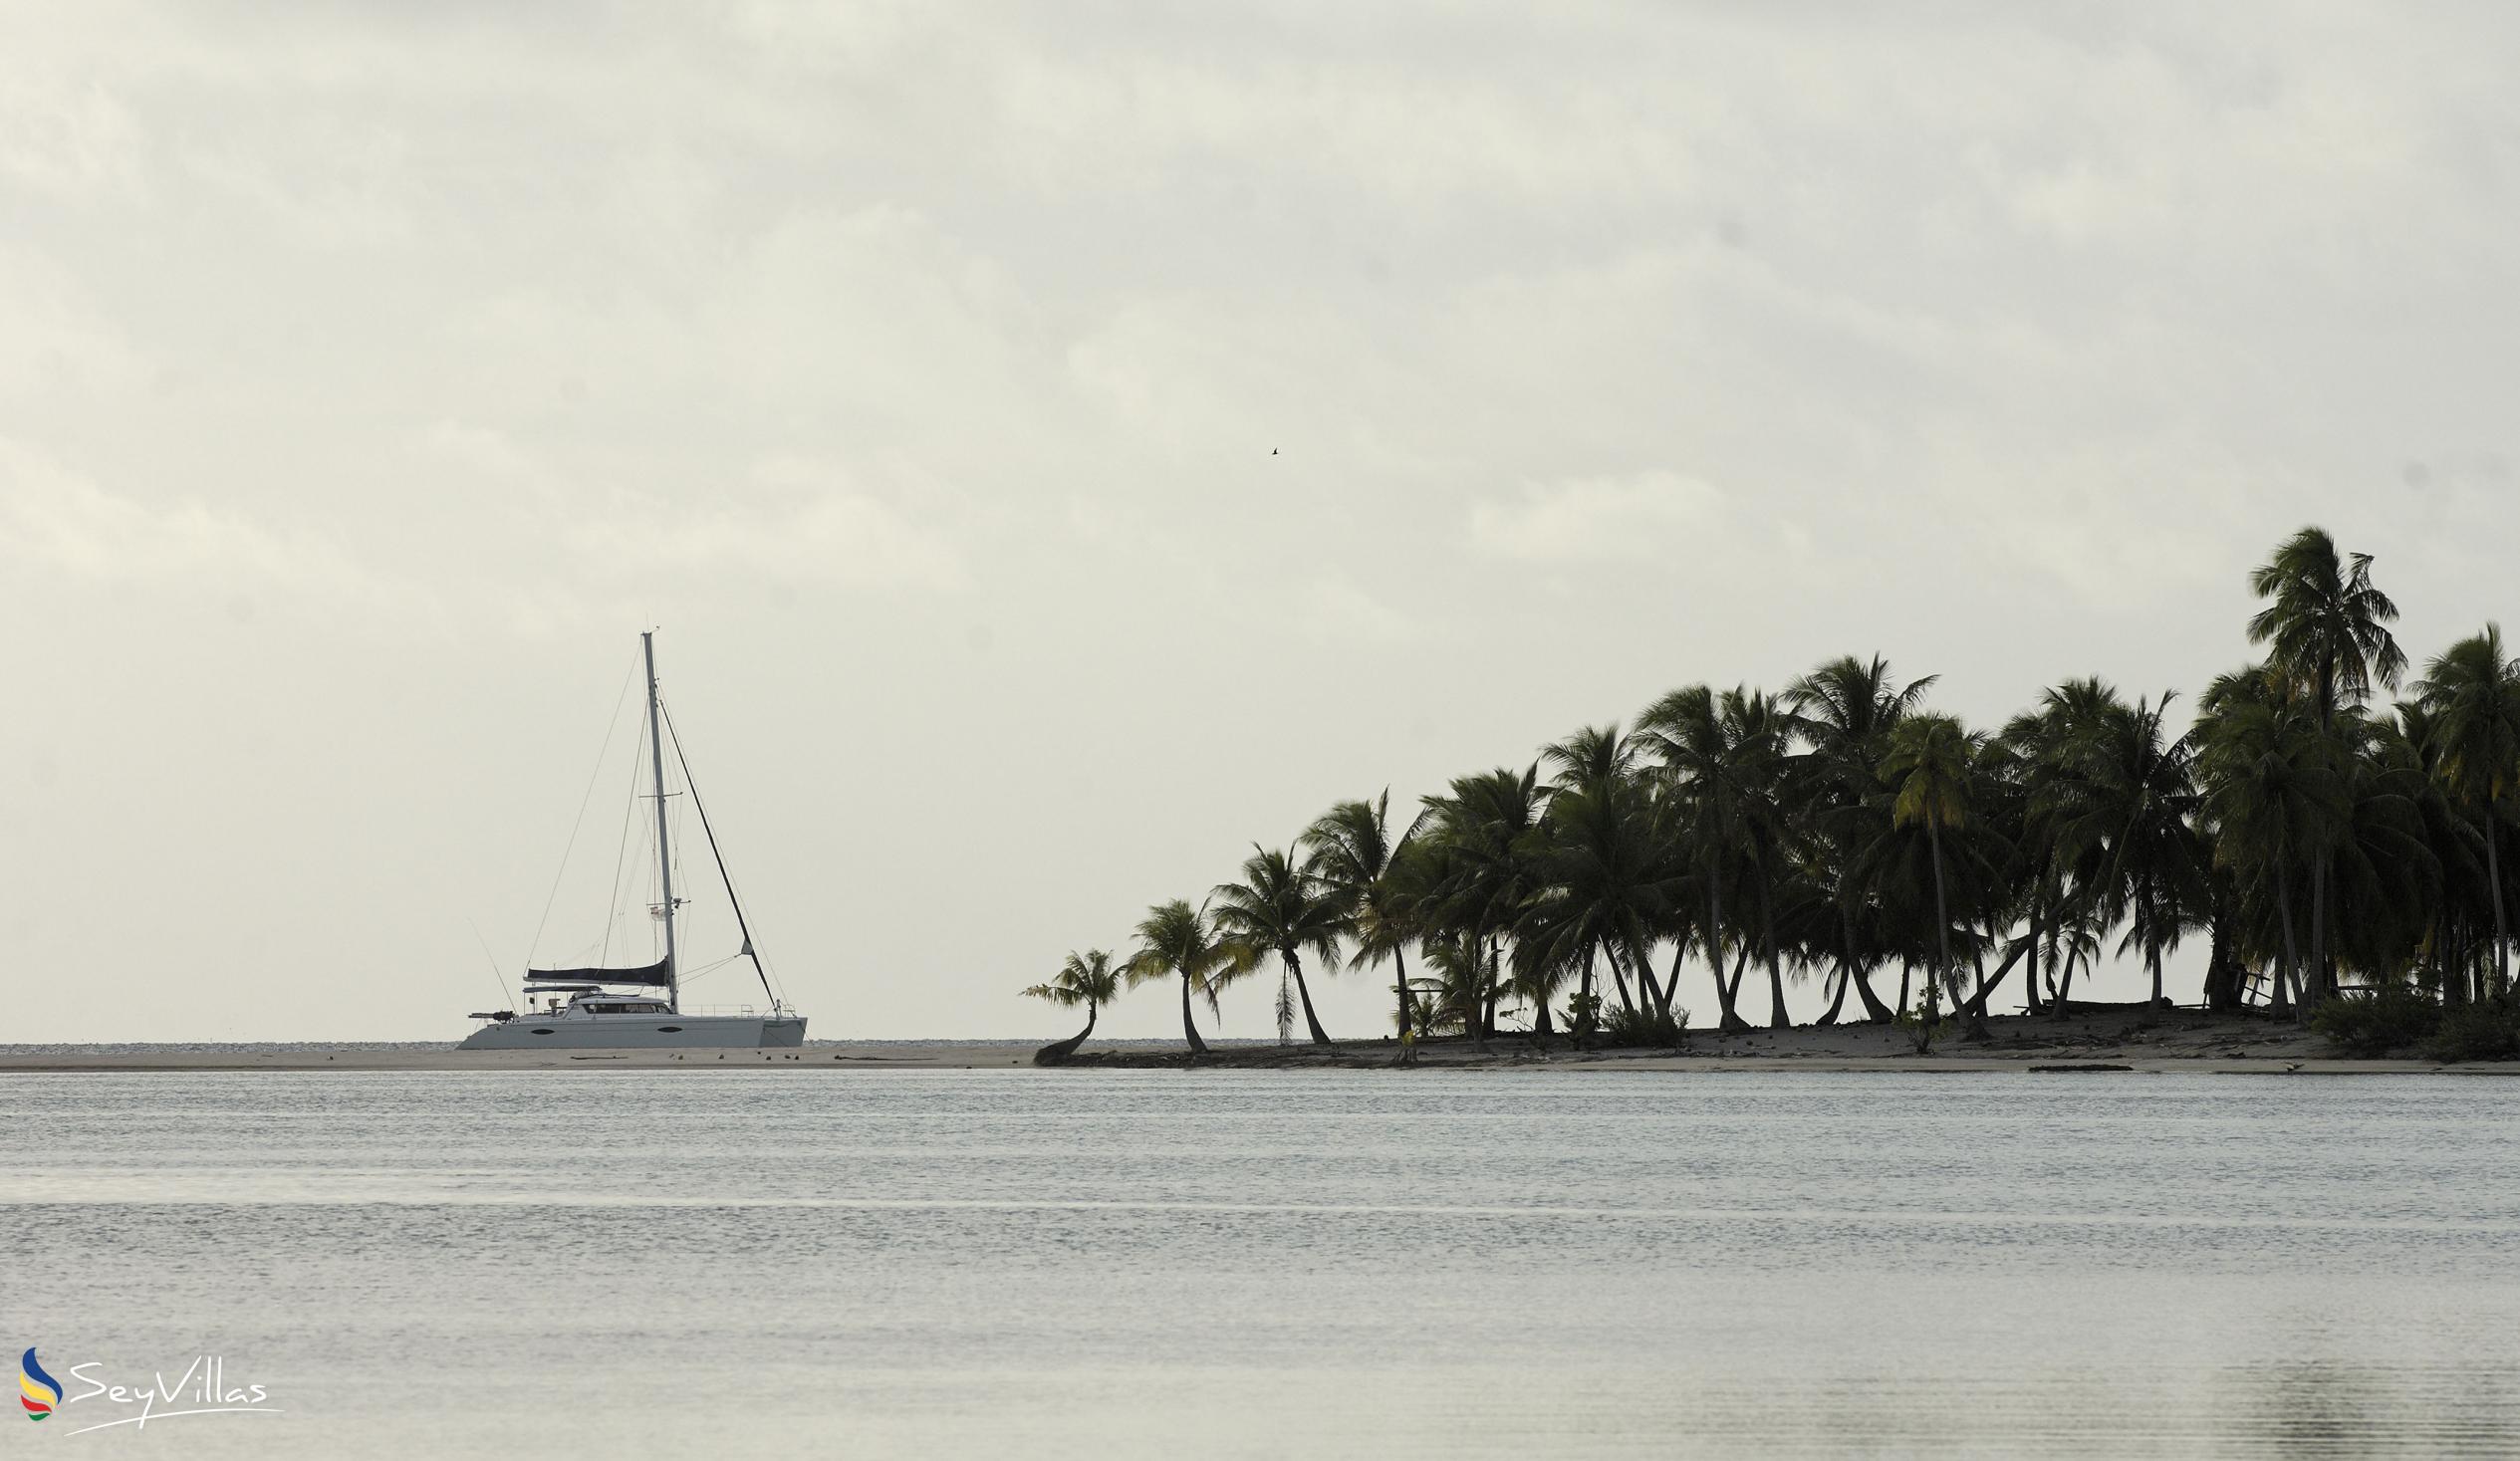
[1881,713,1981,1052]
[1127,899,1230,1057]
[1023,949,1122,1065]
[2413,624,2520,996]
[1302,792,1421,1038]
[1211,846,1346,1047]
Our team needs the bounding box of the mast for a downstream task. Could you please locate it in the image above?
[642,630,680,1012]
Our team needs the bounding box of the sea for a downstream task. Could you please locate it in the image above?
[6,1066,2516,1457]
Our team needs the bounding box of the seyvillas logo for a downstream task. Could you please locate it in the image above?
[15,1348,283,1436]
[20,1348,61,1421]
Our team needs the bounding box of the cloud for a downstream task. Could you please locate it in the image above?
[1468,471,1723,563]
[565,460,970,593]
[0,435,389,603]
[0,75,142,200]
[1296,578,1420,646]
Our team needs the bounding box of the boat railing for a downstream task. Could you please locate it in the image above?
[670,1005,807,1019]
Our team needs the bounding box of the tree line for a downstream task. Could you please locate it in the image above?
[1025,527,2520,1059]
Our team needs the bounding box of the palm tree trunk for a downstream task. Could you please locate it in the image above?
[1286,951,1333,1047]
[1852,966,1893,1022]
[1033,1000,1097,1065]
[1709,871,1747,1031]
[1608,945,1638,1019]
[1897,963,1911,1014]
[1760,877,1790,1030]
[1817,966,1849,1025]
[1471,941,1491,1043]
[1179,973,1209,1056]
[2143,873,2164,1007]
[2487,816,2510,998]
[1577,941,1598,1046]
[2272,872,2300,1018]
[2202,889,2238,1013]
[1842,907,1891,1023]
[2025,902,2046,1016]
[1392,944,1415,1039]
[1920,819,1949,1053]
[1959,939,2028,1020]
[2310,860,2330,1005]
[1958,922,1994,1042]
[2437,914,2466,1009]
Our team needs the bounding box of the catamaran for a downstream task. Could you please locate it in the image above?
[462,632,807,1050]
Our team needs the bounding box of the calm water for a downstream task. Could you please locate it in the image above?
[5,1070,2516,1458]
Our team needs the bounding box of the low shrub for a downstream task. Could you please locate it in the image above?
[2424,997,2520,1063]
[1600,1003,1687,1050]
[2311,985,2442,1056]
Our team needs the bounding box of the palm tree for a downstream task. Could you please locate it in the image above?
[1518,774,1670,1044]
[2413,625,2520,996]
[1127,899,1230,1057]
[2083,692,2209,1009]
[1637,686,1770,1032]
[1881,713,1981,1051]
[1416,766,1547,1048]
[1726,691,1802,1030]
[2001,681,2118,1021]
[1212,845,1346,1047]
[1544,723,1640,799]
[2247,527,2405,1002]
[2248,528,2407,727]
[2194,679,2345,1015]
[1023,949,1122,1065]
[1302,792,1421,1038]
[1785,655,1934,1025]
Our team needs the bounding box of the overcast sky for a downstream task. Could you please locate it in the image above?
[7,1,2519,1042]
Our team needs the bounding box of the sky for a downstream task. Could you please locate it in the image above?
[6,1,2519,1042]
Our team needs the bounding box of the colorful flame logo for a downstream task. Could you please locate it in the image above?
[20,1347,61,1422]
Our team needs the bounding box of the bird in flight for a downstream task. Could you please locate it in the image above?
[1271,447,1279,455]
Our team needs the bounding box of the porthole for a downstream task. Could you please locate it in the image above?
[531,1027,555,1035]
[656,1026,683,1034]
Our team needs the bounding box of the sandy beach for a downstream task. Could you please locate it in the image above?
[3,1011,2511,1075]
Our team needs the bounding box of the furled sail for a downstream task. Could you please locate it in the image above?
[523,958,672,989]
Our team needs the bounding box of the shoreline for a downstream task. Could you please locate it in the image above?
[1,1013,2510,1075]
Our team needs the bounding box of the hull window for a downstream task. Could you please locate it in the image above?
[656,1026,683,1033]
[530,1028,556,1035]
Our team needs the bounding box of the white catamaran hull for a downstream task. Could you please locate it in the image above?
[460,1015,808,1051]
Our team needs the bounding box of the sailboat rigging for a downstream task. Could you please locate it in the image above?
[461,632,808,1051]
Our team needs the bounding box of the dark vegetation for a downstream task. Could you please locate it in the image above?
[1029,528,2520,1063]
